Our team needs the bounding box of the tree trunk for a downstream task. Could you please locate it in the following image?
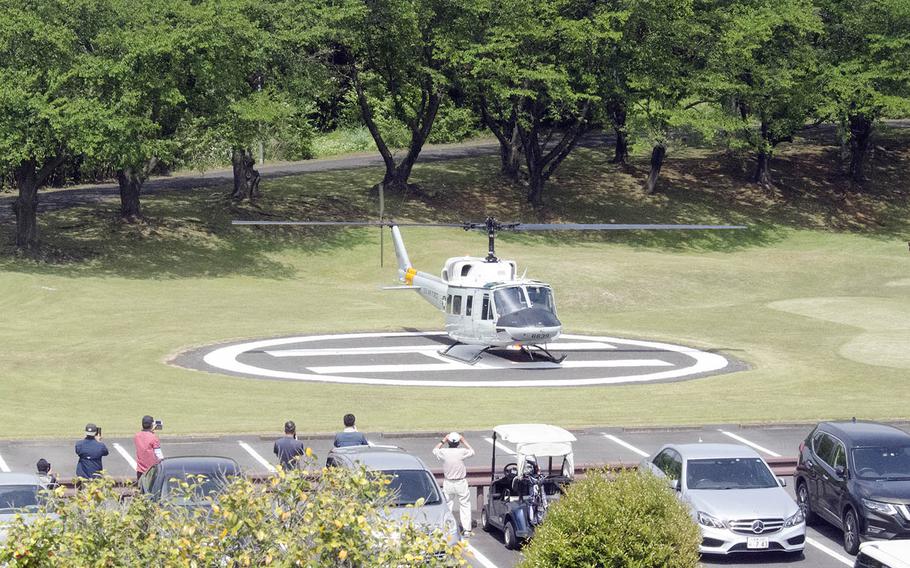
[231,147,261,200]
[12,161,39,250]
[609,105,629,165]
[499,124,522,179]
[526,166,545,207]
[848,113,873,183]
[753,149,773,187]
[645,144,666,194]
[116,168,143,221]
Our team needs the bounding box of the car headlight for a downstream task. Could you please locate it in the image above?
[697,511,726,529]
[863,499,898,516]
[784,509,805,527]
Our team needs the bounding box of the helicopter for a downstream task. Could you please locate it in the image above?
[232,217,744,364]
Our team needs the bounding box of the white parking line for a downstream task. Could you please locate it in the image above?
[717,429,782,457]
[483,438,516,455]
[238,441,277,473]
[805,536,853,567]
[601,434,649,458]
[112,443,138,470]
[0,451,10,472]
[466,543,500,568]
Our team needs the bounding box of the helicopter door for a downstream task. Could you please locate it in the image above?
[474,292,495,342]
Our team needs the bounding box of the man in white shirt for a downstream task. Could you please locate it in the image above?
[433,432,475,537]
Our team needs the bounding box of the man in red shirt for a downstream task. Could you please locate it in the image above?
[134,415,163,480]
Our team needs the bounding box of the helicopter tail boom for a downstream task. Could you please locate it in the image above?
[391,225,412,273]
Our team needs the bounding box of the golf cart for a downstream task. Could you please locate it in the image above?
[480,424,576,549]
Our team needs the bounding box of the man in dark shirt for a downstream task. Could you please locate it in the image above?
[333,414,369,448]
[273,420,307,470]
[75,423,109,479]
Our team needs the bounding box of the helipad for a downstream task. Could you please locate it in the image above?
[172,332,744,387]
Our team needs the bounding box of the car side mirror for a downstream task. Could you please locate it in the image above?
[835,466,847,479]
[777,477,787,487]
[670,479,680,492]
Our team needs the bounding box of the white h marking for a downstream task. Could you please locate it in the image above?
[601,434,649,458]
[112,443,138,470]
[717,430,781,457]
[238,441,277,473]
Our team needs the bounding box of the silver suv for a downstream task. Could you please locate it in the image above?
[326,445,459,546]
[0,473,46,544]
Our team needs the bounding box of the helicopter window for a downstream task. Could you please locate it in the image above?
[453,295,463,315]
[481,295,491,320]
[460,265,471,277]
[527,286,555,313]
[446,295,453,313]
[465,295,473,316]
[493,287,529,316]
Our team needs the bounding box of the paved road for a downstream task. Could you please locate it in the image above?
[1,423,889,568]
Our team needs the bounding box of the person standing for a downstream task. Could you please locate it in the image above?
[273,420,307,470]
[134,415,163,481]
[75,423,108,480]
[36,458,58,490]
[433,432,475,537]
[333,414,368,447]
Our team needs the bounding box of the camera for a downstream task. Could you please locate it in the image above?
[154,420,163,431]
[96,426,102,437]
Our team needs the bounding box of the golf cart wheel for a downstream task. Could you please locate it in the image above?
[481,508,492,532]
[504,520,519,550]
[843,508,860,555]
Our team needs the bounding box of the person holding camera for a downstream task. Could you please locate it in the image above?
[75,423,108,479]
[134,415,163,481]
[433,432,475,537]
[273,420,308,470]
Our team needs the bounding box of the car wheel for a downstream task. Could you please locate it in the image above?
[481,508,492,532]
[796,481,816,525]
[504,520,519,550]
[843,508,860,555]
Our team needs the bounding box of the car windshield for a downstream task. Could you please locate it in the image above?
[686,458,777,490]
[0,485,39,513]
[526,286,555,313]
[385,470,442,507]
[493,287,528,316]
[162,472,234,503]
[852,446,910,480]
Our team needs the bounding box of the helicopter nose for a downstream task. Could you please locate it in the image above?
[496,308,562,343]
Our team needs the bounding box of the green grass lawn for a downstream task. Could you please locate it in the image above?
[2,129,909,438]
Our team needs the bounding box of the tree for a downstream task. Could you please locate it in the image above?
[816,0,910,183]
[323,0,476,195]
[702,0,823,188]
[0,0,112,248]
[464,0,623,206]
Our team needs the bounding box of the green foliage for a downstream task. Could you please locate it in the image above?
[428,103,482,144]
[520,469,700,568]
[0,465,464,567]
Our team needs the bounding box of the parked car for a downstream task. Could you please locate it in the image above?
[325,445,460,546]
[641,443,805,555]
[0,473,46,544]
[480,424,576,550]
[138,456,240,507]
[795,421,910,555]
[855,540,910,568]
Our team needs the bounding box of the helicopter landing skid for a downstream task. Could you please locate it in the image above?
[521,344,568,365]
[437,343,491,365]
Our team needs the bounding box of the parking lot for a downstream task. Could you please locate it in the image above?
[0,423,888,568]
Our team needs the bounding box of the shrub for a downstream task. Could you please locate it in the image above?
[0,463,464,567]
[519,469,700,568]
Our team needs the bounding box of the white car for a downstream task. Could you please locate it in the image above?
[856,540,910,568]
[0,473,46,544]
[641,443,805,555]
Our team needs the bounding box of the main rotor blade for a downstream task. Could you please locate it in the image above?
[231,220,465,228]
[512,223,746,231]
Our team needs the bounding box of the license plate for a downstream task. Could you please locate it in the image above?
[746,537,769,549]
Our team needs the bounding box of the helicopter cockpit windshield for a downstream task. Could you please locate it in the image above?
[493,286,556,317]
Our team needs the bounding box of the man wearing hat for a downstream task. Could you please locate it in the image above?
[432,432,475,537]
[75,423,108,479]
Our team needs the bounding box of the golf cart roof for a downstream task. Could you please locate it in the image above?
[494,424,576,445]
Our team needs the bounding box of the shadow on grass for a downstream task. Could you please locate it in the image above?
[1,126,908,277]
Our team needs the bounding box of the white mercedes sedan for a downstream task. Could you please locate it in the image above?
[641,443,805,555]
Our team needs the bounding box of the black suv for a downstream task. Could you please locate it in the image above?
[795,421,910,555]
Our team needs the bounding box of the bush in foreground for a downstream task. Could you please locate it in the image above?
[0,464,464,567]
[519,469,700,568]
